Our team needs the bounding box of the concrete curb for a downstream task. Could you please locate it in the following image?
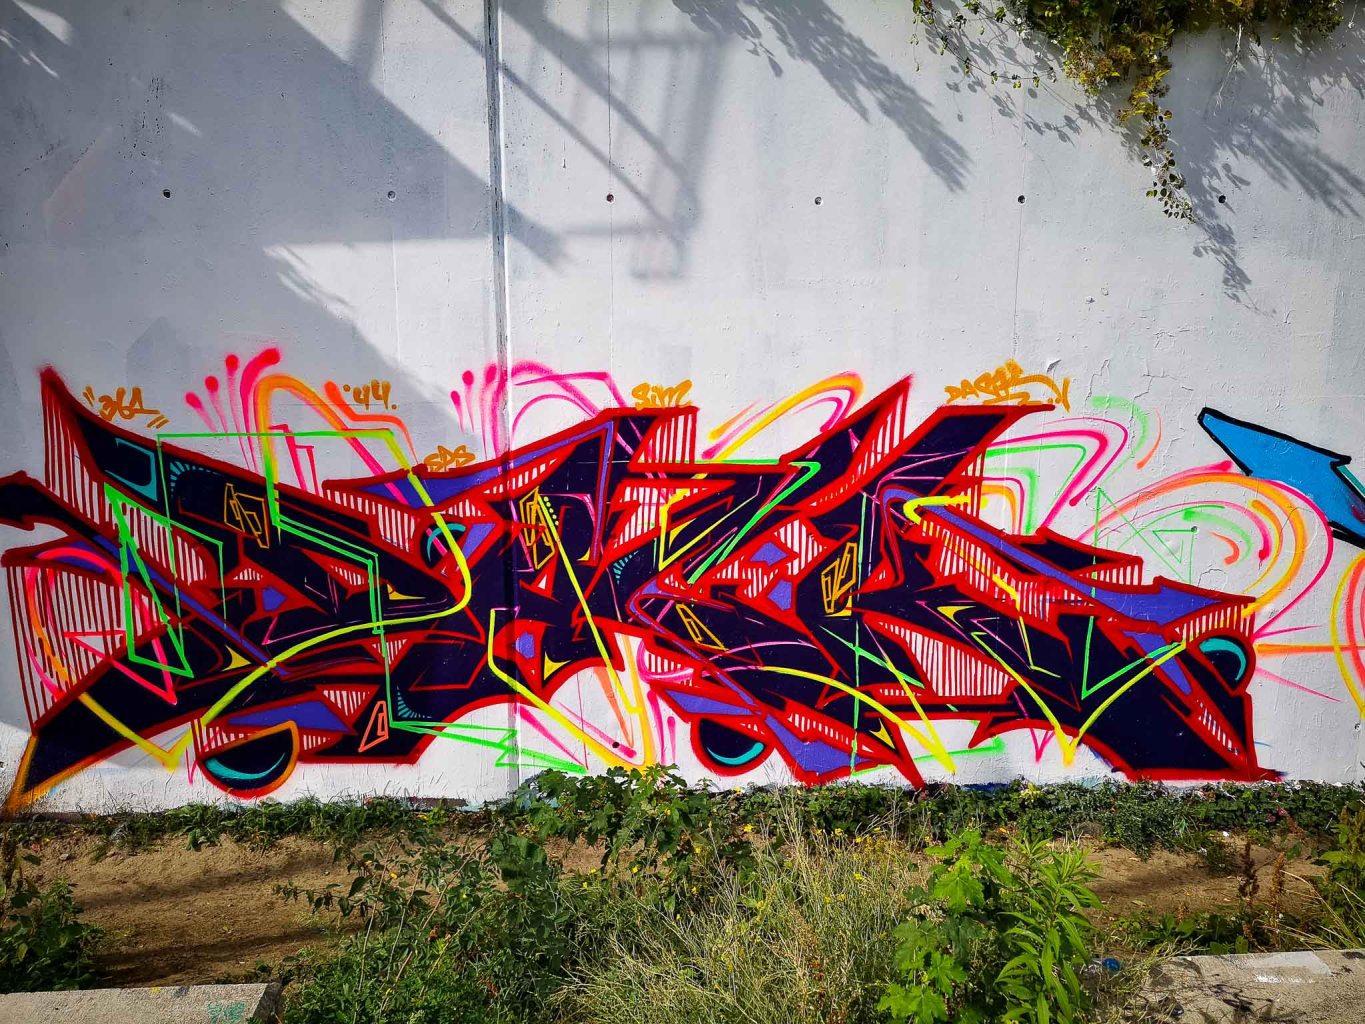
[0,982,281,1024]
[1137,949,1365,1023]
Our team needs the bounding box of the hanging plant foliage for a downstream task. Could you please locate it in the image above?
[911,0,1347,217]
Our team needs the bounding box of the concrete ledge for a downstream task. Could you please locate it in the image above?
[1139,949,1365,1023]
[0,982,280,1024]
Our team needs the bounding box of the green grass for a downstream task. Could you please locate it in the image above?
[6,777,1360,861]
[556,824,920,1024]
[3,795,487,857]
[1,838,104,993]
[4,772,1363,1015]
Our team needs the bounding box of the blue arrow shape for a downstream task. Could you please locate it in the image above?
[1199,408,1365,549]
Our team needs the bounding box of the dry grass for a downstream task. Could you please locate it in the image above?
[557,823,920,1024]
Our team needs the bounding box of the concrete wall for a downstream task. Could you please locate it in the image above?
[2,0,1363,810]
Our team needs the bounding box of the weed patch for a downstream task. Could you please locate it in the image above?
[0,837,103,993]
[557,823,920,1024]
[881,832,1099,1024]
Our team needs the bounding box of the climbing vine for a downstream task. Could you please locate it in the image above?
[911,0,1347,218]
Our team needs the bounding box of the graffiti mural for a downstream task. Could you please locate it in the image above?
[1,353,1362,807]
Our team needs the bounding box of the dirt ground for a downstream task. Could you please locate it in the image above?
[23,834,345,985]
[1087,844,1323,924]
[16,832,1324,988]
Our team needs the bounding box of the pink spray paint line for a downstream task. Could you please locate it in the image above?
[459,368,477,432]
[273,422,311,492]
[26,548,178,703]
[223,354,252,470]
[1093,475,1332,637]
[574,709,640,759]
[1253,484,1335,635]
[1030,728,1055,762]
[513,364,629,411]
[270,417,409,507]
[1254,623,1320,641]
[517,706,589,768]
[998,418,1128,530]
[323,380,417,461]
[1252,665,1342,702]
[282,434,322,493]
[183,392,218,431]
[202,376,231,434]
[475,363,504,457]
[66,631,177,704]
[1096,497,1272,563]
[647,690,673,764]
[700,385,861,460]
[237,346,282,469]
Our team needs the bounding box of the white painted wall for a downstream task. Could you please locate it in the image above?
[2,0,1363,810]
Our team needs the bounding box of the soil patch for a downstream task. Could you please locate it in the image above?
[14,832,1324,987]
[25,835,344,986]
[1089,843,1324,925]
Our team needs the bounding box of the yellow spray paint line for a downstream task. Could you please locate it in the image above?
[657,490,760,571]
[486,609,634,769]
[760,664,956,772]
[971,631,1184,765]
[1017,619,1062,679]
[923,512,1058,682]
[76,425,475,770]
[376,432,472,610]
[79,604,472,769]
[818,627,955,769]
[1072,642,1185,744]
[623,639,656,764]
[710,374,863,459]
[900,494,970,525]
[536,494,641,717]
[1330,553,1365,718]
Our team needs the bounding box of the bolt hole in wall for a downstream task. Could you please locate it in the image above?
[161,189,171,199]
[814,196,823,205]
[387,190,396,201]
[1017,195,1025,203]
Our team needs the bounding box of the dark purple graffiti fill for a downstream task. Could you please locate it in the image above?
[0,371,1267,805]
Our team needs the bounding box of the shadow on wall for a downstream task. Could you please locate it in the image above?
[673,0,972,192]
[419,0,972,279]
[0,0,981,446]
[0,0,557,407]
[4,0,975,304]
[0,0,566,256]
[413,0,728,280]
[896,0,1365,303]
[1178,22,1365,302]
